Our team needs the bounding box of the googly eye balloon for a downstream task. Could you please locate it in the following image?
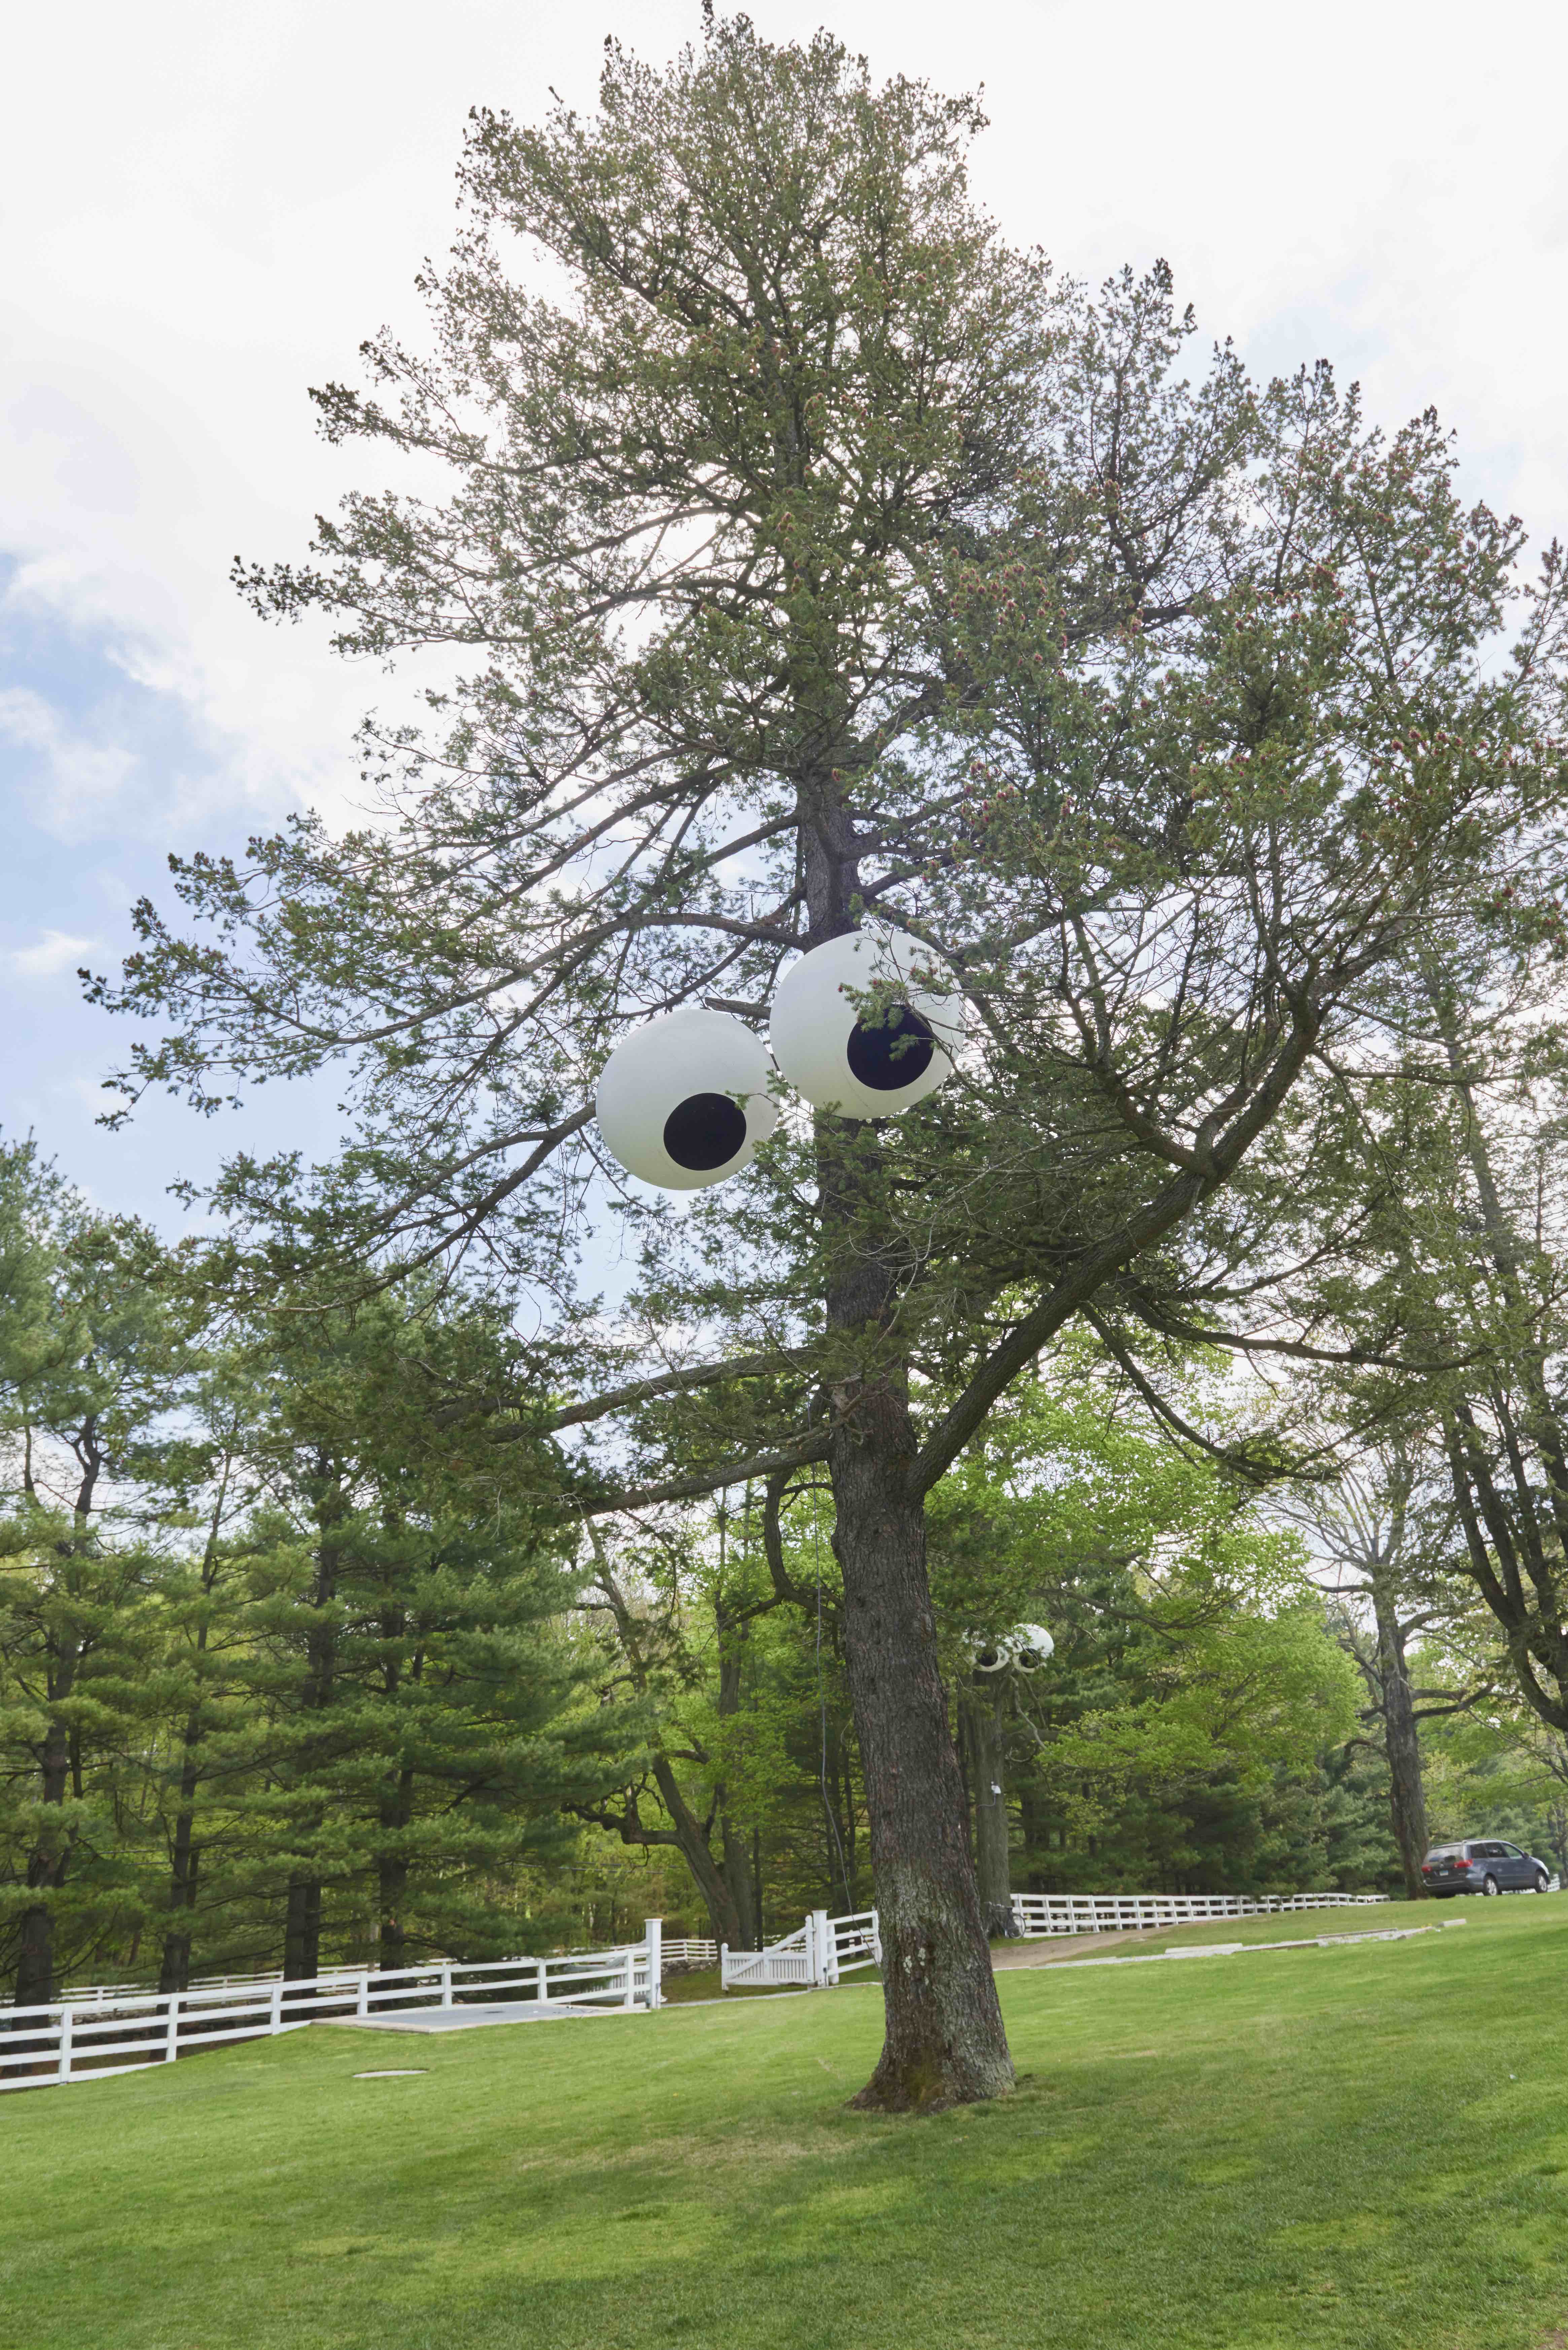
[595,1008,778,1190]
[969,1624,1053,1675]
[768,929,963,1119]
[1011,1624,1054,1673]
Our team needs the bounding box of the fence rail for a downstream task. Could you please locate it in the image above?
[660,1938,719,1968]
[722,1890,1394,1991]
[1010,1891,1391,1937]
[1,1922,664,2092]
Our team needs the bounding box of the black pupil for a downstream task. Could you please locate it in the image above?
[663,1092,747,1171]
[846,1002,936,1092]
[976,1648,1001,1671]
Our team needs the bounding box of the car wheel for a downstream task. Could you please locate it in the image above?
[1483,1874,1500,1896]
[1535,1870,1550,1893]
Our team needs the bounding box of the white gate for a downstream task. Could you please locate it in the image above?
[721,1908,880,1990]
[721,1914,822,1989]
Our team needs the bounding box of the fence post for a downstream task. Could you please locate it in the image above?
[269,1983,283,2036]
[57,2005,73,2082]
[644,1918,662,2010]
[537,1957,549,2008]
[440,1962,453,2010]
[719,1941,728,1992]
[811,1909,833,1987]
[870,1910,882,1969]
[622,1947,635,2011]
[165,1994,181,2063]
[356,1973,370,2020]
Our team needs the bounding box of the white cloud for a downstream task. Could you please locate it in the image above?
[0,687,140,839]
[7,928,100,980]
[1,0,1567,860]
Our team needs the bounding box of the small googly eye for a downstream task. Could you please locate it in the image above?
[969,1624,1053,1675]
[595,1008,778,1190]
[1011,1624,1054,1672]
[769,929,962,1119]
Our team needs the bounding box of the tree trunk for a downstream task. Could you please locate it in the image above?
[280,1478,343,1986]
[830,1399,1013,2110]
[160,1470,230,1998]
[651,1756,746,1949]
[1374,1595,1429,1899]
[378,1764,416,1970]
[159,1718,204,1994]
[715,1607,759,1945]
[14,1715,72,2010]
[962,1690,1017,1936]
[805,785,1012,2111]
[283,1874,322,1984]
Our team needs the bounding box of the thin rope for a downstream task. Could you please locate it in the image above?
[811,1483,856,1914]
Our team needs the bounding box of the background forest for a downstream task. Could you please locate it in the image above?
[9,22,1568,2070]
[3,1120,1560,2004]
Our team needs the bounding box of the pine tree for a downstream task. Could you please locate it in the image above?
[0,1145,191,2003]
[91,20,1568,2104]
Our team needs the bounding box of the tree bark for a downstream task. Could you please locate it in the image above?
[283,1874,322,1984]
[804,784,1013,2110]
[158,1719,204,1994]
[13,1717,70,2010]
[716,1614,758,1947]
[14,1431,103,2011]
[1373,1591,1429,1900]
[280,1471,343,1985]
[830,1397,1014,2108]
[961,1690,1017,1937]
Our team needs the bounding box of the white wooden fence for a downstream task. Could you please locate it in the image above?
[1,1922,663,2092]
[1010,1891,1391,1937]
[660,1938,718,1968]
[5,1961,386,2011]
[722,1889,1392,1990]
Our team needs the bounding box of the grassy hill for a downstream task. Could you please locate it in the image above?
[4,1898,1566,2350]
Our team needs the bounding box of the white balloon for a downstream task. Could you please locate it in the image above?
[1012,1624,1055,1672]
[968,1623,1054,1674]
[769,929,963,1119]
[595,1008,778,1190]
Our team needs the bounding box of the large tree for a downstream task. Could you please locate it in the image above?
[94,20,1565,2104]
[1285,1445,1494,1898]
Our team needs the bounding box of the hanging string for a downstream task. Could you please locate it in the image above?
[811,1479,856,1914]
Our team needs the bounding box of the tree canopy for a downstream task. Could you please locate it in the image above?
[83,14,1568,2105]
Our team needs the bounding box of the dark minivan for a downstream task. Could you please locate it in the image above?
[1421,1839,1552,1896]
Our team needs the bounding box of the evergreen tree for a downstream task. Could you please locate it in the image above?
[223,1292,631,1979]
[90,20,1568,2104]
[0,1144,191,2003]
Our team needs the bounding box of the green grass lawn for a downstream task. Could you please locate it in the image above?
[4,1897,1567,2350]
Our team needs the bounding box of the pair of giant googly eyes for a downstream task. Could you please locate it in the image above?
[595,928,963,1191]
[971,1623,1054,1675]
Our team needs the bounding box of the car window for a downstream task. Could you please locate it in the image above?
[1424,1845,1464,1860]
[1499,1844,1523,1858]
[1476,1843,1504,1859]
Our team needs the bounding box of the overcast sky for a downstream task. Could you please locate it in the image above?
[4,0,1567,1227]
